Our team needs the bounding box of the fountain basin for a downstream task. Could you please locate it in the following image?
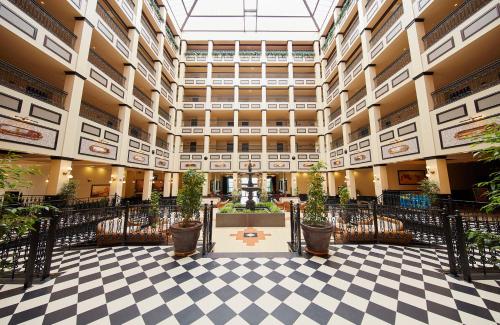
[216,202,285,227]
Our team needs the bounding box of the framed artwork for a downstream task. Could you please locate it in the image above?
[135,180,144,193]
[153,180,164,192]
[398,170,426,185]
[90,184,110,197]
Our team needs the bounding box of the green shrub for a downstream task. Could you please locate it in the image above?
[303,162,328,226]
[177,169,205,226]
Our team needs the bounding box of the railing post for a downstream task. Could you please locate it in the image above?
[290,201,295,249]
[442,211,458,276]
[24,219,41,289]
[122,203,130,245]
[42,211,58,280]
[454,211,471,282]
[296,203,302,256]
[209,201,214,250]
[202,204,208,255]
[373,201,379,242]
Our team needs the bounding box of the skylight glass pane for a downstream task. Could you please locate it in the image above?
[258,17,316,31]
[258,0,309,16]
[185,17,243,31]
[193,0,243,15]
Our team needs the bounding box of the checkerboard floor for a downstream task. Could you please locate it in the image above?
[1,244,499,324]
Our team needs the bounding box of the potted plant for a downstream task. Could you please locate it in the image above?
[148,190,160,227]
[171,169,205,256]
[418,178,439,208]
[58,179,78,207]
[301,162,332,256]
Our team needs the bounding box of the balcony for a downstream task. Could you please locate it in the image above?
[431,59,500,110]
[0,59,66,109]
[185,50,208,62]
[88,50,126,100]
[144,0,164,28]
[328,107,342,129]
[158,107,171,128]
[325,52,338,79]
[114,0,135,22]
[239,145,263,153]
[212,50,235,62]
[379,102,419,130]
[369,3,404,59]
[337,0,356,29]
[79,102,120,131]
[373,50,411,100]
[346,87,367,118]
[181,145,204,153]
[326,78,340,103]
[155,137,169,150]
[211,72,235,86]
[129,126,150,143]
[133,86,154,118]
[95,0,130,58]
[266,50,288,62]
[292,50,315,63]
[296,145,319,153]
[165,25,178,53]
[422,0,490,50]
[209,145,233,153]
[349,126,370,143]
[331,137,344,150]
[340,17,359,56]
[137,45,157,86]
[267,145,290,153]
[162,50,176,78]
[239,50,261,62]
[140,16,160,56]
[160,78,174,103]
[343,51,363,86]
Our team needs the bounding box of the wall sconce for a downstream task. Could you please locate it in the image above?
[45,179,49,183]
[62,166,72,175]
[426,166,435,177]
[373,175,380,183]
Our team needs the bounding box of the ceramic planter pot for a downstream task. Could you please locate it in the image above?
[171,221,202,257]
[301,223,333,256]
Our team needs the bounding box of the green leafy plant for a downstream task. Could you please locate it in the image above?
[58,179,78,205]
[466,229,499,268]
[470,123,499,213]
[303,162,328,227]
[149,190,161,227]
[418,178,440,205]
[231,189,241,203]
[177,169,205,227]
[0,153,38,190]
[219,202,280,214]
[338,185,350,206]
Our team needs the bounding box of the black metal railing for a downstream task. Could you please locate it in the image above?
[288,202,302,254]
[349,125,370,142]
[137,45,156,75]
[133,86,153,107]
[341,16,359,48]
[346,86,367,108]
[88,50,126,86]
[8,0,77,48]
[80,102,121,130]
[379,101,419,130]
[0,60,67,109]
[159,107,170,121]
[240,145,263,152]
[327,78,340,96]
[181,145,204,153]
[129,125,150,142]
[422,0,490,49]
[141,16,159,45]
[329,107,342,121]
[331,137,343,149]
[155,137,169,150]
[370,3,404,47]
[267,146,290,153]
[344,50,362,76]
[96,0,130,45]
[374,50,411,87]
[431,59,500,109]
[296,145,319,153]
[161,77,173,94]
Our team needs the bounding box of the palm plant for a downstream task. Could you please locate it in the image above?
[176,169,205,227]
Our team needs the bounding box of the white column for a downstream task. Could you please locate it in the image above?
[110,166,126,198]
[171,173,180,196]
[163,172,172,197]
[345,169,357,199]
[426,158,451,194]
[46,159,73,195]
[372,165,389,197]
[142,170,153,200]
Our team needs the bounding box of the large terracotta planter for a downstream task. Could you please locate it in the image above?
[301,223,333,256]
[171,221,202,257]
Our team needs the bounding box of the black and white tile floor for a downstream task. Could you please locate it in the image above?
[1,244,499,324]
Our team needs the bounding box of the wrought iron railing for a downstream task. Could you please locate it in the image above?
[326,53,337,70]
[422,0,490,49]
[8,0,77,48]
[209,146,233,153]
[161,78,172,94]
[158,107,170,121]
[329,107,342,121]
[238,121,262,127]
[0,59,67,109]
[294,97,317,102]
[88,50,126,86]
[211,96,235,102]
[431,59,500,109]
[240,145,263,152]
[328,78,340,95]
[374,50,411,87]
[296,121,317,127]
[212,72,235,78]
[268,121,290,126]
[141,16,159,45]
[163,50,174,68]
[346,86,366,108]
[129,125,150,142]
[133,86,152,107]
[138,45,156,75]
[165,25,178,50]
[146,0,164,23]
[266,97,288,102]
[185,72,207,78]
[210,120,233,127]
[155,137,169,150]
[80,102,120,130]
[344,50,362,76]
[267,146,290,152]
[296,145,319,152]
[341,16,359,47]
[349,125,370,142]
[182,121,205,127]
[379,101,419,130]
[96,0,130,45]
[181,145,204,153]
[370,3,403,47]
[331,137,344,149]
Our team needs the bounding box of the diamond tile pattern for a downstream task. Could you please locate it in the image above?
[1,245,499,324]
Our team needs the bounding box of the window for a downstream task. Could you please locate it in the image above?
[241,143,249,152]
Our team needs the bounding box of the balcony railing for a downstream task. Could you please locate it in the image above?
[267,73,289,78]
[374,50,411,87]
[346,86,367,108]
[331,137,344,149]
[296,145,319,153]
[379,102,419,130]
[328,78,340,95]
[88,50,126,87]
[266,50,288,57]
[209,146,233,153]
[239,73,261,78]
[181,145,204,153]
[161,78,172,94]
[212,50,235,58]
[239,121,262,127]
[239,50,261,57]
[212,72,235,78]
[294,97,317,102]
[185,72,207,78]
[186,50,208,57]
[341,16,359,48]
[239,145,262,152]
[349,126,370,142]
[0,59,67,109]
[369,3,403,48]
[422,0,490,49]
[296,121,317,127]
[165,25,178,50]
[210,120,233,127]
[267,146,290,153]
[129,126,150,143]
[155,138,169,150]
[338,0,354,25]
[431,59,500,109]
[344,51,362,76]
[184,97,206,102]
[211,97,234,102]
[141,16,159,45]
[8,0,77,48]
[158,108,170,121]
[133,86,153,107]
[146,0,164,23]
[268,121,290,127]
[182,121,205,127]
[138,46,156,75]
[329,107,342,121]
[292,51,315,58]
[80,102,120,130]
[326,53,337,70]
[266,97,288,102]
[96,0,130,45]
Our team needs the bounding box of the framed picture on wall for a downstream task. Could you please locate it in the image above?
[135,180,144,194]
[152,180,164,192]
[398,170,426,185]
[91,184,110,197]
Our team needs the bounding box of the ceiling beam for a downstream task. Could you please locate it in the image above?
[181,0,199,31]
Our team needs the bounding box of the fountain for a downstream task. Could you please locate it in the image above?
[241,160,259,210]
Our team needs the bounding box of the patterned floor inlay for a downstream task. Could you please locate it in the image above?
[0,244,499,325]
[230,227,271,246]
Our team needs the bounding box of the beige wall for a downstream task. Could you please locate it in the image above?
[354,169,375,196]
[71,166,112,198]
[386,162,426,191]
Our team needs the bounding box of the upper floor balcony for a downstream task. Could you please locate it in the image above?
[330,137,344,151]
[79,101,120,131]
[132,86,154,119]
[369,3,404,60]
[137,45,157,87]
[129,125,150,143]
[373,50,411,100]
[324,50,338,81]
[164,25,178,54]
[87,50,126,100]
[327,107,342,130]
[143,0,164,31]
[160,76,174,104]
[155,137,170,151]
[162,49,176,79]
[378,101,419,131]
[292,47,315,63]
[349,125,370,143]
[212,49,235,63]
[340,16,361,58]
[95,0,131,59]
[346,86,367,119]
[343,50,363,87]
[185,49,208,62]
[0,59,67,109]
[113,0,135,24]
[158,107,172,129]
[140,15,160,57]
[238,46,262,62]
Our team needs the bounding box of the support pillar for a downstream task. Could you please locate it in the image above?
[110,166,126,198]
[46,160,73,195]
[163,172,171,197]
[345,169,357,199]
[202,173,209,196]
[291,173,298,196]
[426,158,451,194]
[327,172,337,196]
[171,173,180,196]
[142,170,153,200]
[372,165,389,197]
